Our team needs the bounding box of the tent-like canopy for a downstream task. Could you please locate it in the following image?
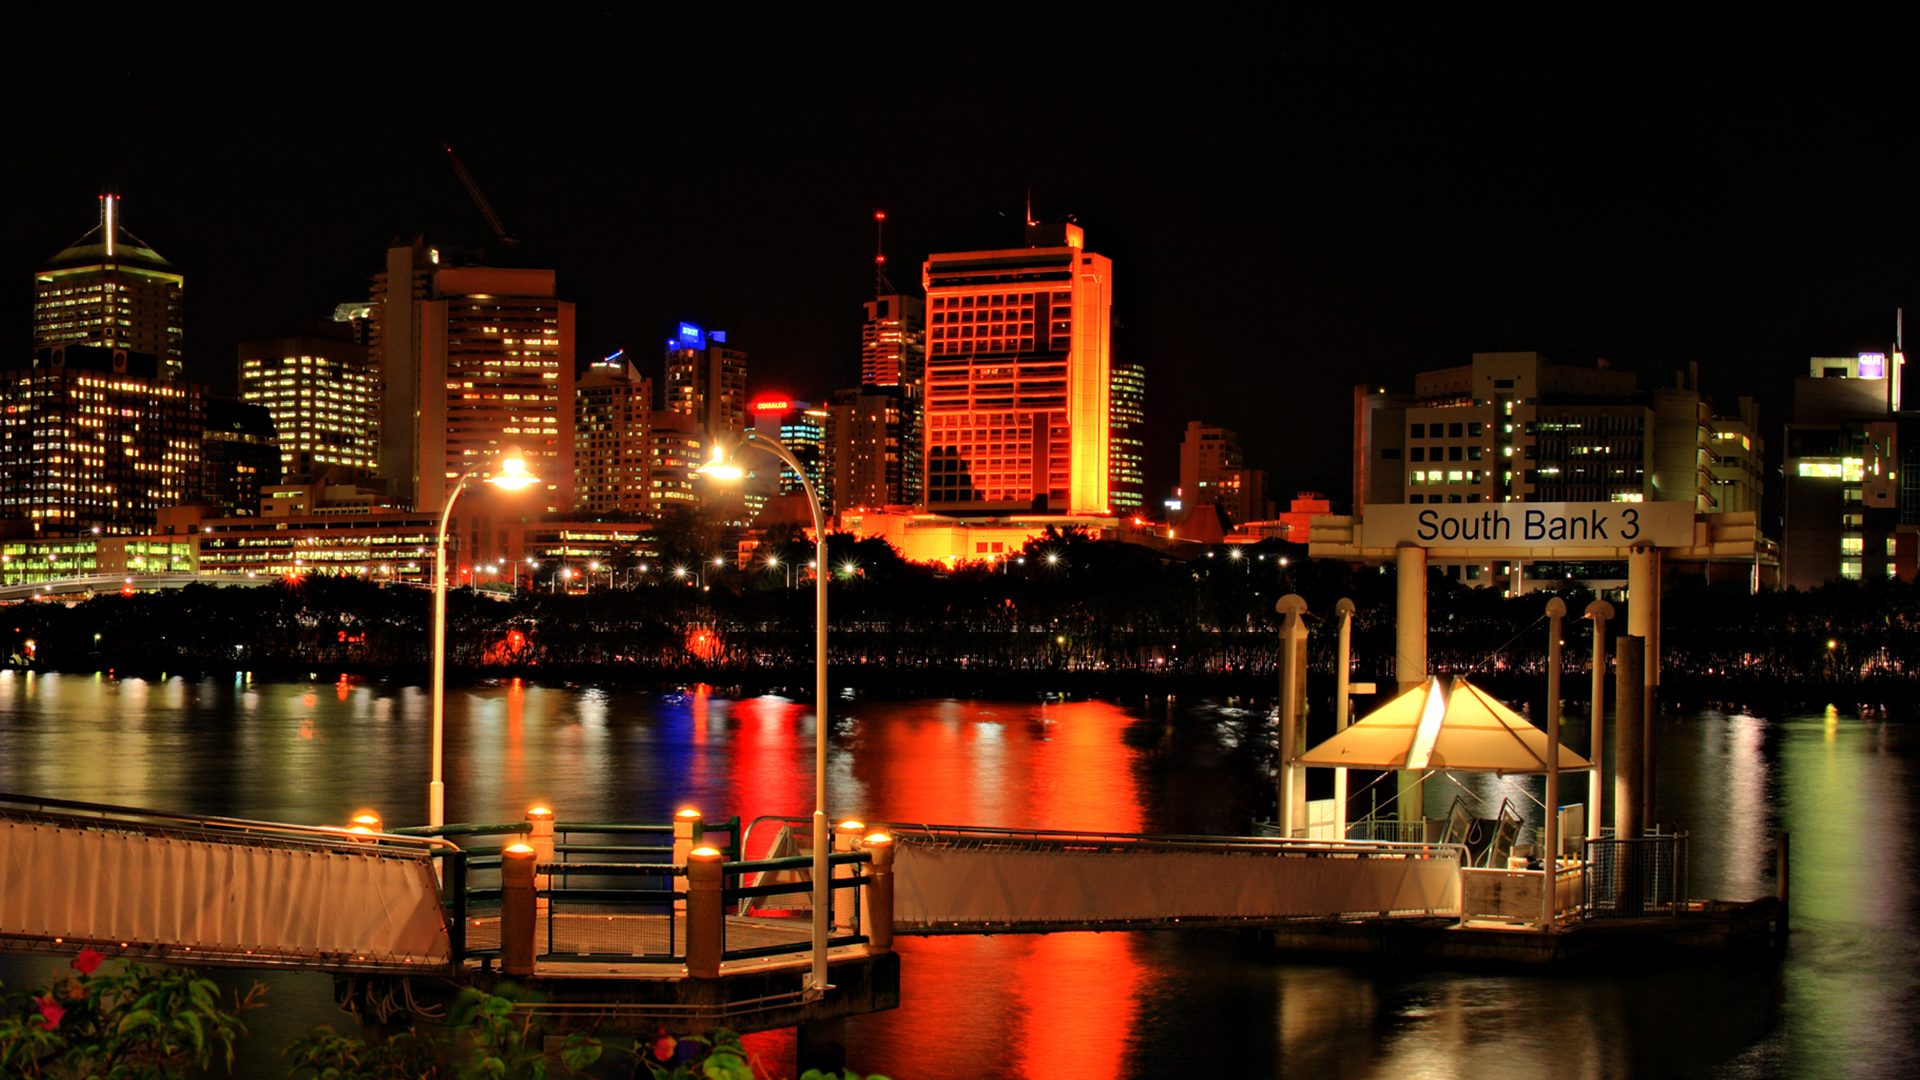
[1295,677,1591,774]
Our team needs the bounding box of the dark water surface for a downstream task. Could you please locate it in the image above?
[1,670,1915,1079]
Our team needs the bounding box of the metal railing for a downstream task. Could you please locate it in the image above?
[1584,833,1688,918]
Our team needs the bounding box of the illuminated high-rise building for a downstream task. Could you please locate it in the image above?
[33,196,185,380]
[648,409,703,513]
[862,294,925,389]
[0,345,205,535]
[825,386,916,515]
[416,267,575,515]
[574,353,653,516]
[922,222,1113,514]
[752,398,827,500]
[664,323,747,446]
[1109,361,1146,515]
[238,334,379,474]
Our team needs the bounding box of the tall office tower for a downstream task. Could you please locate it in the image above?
[922,222,1113,514]
[1179,421,1269,526]
[34,196,185,380]
[824,386,917,515]
[751,398,827,499]
[862,294,925,389]
[0,345,205,535]
[199,400,281,518]
[368,236,437,507]
[648,410,703,513]
[237,334,379,475]
[663,322,747,446]
[417,267,575,515]
[1109,361,1147,515]
[574,354,653,516]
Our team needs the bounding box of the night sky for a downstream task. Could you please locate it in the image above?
[5,15,1913,507]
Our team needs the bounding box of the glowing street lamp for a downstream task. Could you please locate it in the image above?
[430,447,539,829]
[697,435,832,997]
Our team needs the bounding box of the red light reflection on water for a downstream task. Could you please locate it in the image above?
[728,695,813,854]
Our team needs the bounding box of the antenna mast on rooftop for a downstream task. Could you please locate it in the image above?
[874,211,895,295]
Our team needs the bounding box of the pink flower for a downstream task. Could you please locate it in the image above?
[35,996,65,1030]
[651,1032,677,1062]
[71,948,103,975]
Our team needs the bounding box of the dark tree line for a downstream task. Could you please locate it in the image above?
[5,533,1917,697]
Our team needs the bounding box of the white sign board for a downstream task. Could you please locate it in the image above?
[1365,502,1695,549]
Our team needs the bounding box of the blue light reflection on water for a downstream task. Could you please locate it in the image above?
[0,671,1915,1079]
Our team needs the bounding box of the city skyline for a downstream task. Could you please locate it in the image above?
[4,17,1916,505]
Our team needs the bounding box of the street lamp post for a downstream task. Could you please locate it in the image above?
[430,448,539,830]
[698,434,832,997]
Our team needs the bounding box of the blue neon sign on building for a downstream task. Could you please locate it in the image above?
[676,322,706,351]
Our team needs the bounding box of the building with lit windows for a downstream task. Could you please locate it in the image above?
[664,323,747,447]
[574,354,653,516]
[751,399,827,500]
[368,236,437,507]
[1178,421,1270,527]
[862,293,925,390]
[199,400,281,519]
[1109,361,1146,515]
[820,387,915,515]
[922,222,1113,515]
[33,196,185,380]
[238,334,378,474]
[0,345,205,536]
[0,535,194,585]
[1783,352,1907,588]
[416,266,575,515]
[1354,352,1769,590]
[648,410,703,513]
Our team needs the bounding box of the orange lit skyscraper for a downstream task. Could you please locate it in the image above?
[922,222,1113,514]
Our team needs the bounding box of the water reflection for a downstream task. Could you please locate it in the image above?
[0,672,1916,1078]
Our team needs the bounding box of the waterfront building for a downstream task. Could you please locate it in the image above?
[664,323,747,447]
[575,355,653,516]
[33,196,185,380]
[237,333,379,474]
[199,400,281,519]
[0,534,194,585]
[922,221,1113,515]
[1354,351,1769,590]
[0,345,206,536]
[1109,361,1147,515]
[1782,352,1910,587]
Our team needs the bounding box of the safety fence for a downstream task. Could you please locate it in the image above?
[1584,833,1688,918]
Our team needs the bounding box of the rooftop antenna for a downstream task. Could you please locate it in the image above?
[1025,189,1034,226]
[101,193,117,258]
[874,211,895,295]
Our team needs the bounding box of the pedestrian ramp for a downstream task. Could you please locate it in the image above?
[0,793,452,972]
[746,819,1466,935]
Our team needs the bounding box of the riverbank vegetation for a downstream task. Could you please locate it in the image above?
[3,530,1915,701]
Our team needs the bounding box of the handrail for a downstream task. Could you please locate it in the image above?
[0,791,456,857]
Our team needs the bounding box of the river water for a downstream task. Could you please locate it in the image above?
[0,669,1915,1079]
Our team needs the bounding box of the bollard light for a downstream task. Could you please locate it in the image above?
[349,810,383,835]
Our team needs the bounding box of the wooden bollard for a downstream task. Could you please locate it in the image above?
[833,820,865,932]
[501,844,537,976]
[860,832,894,954]
[673,808,703,913]
[526,806,554,915]
[685,846,724,979]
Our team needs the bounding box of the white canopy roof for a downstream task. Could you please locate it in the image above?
[1295,677,1592,774]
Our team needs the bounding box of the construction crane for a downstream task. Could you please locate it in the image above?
[442,143,518,252]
